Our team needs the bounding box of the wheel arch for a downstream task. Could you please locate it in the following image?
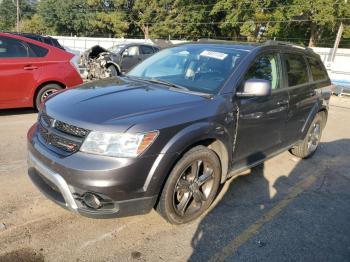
[147,123,232,199]
[179,138,230,184]
[105,61,121,75]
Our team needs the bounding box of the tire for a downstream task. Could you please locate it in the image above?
[157,146,221,224]
[35,84,62,110]
[107,65,119,77]
[290,113,324,159]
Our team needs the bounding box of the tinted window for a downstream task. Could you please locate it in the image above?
[27,43,49,57]
[285,54,309,86]
[51,39,64,49]
[140,45,155,55]
[245,54,280,90]
[308,57,328,81]
[43,38,52,45]
[0,36,28,58]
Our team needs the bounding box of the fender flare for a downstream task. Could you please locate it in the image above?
[301,99,328,135]
[105,61,121,74]
[142,122,233,193]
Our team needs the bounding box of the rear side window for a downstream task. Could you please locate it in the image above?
[245,54,280,90]
[27,43,49,57]
[51,39,64,49]
[284,54,309,87]
[140,45,155,55]
[308,57,328,81]
[0,36,29,58]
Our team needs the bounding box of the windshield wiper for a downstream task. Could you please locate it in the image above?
[123,75,213,98]
[147,79,190,91]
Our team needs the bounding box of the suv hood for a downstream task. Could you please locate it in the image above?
[44,77,206,132]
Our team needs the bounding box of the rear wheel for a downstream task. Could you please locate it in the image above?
[157,146,221,224]
[35,84,62,110]
[290,113,324,159]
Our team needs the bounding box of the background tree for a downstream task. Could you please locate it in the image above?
[285,0,340,46]
[20,14,56,35]
[86,0,129,37]
[0,0,35,31]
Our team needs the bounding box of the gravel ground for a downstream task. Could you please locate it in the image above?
[0,96,349,262]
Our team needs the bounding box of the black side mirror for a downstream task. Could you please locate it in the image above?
[236,79,272,97]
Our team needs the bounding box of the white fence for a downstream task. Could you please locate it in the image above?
[55,36,350,86]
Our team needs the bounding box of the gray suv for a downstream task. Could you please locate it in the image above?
[27,41,331,224]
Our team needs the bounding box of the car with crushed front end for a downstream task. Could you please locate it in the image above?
[80,43,160,80]
[27,41,331,224]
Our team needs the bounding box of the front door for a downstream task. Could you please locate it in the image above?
[120,46,141,73]
[232,52,290,168]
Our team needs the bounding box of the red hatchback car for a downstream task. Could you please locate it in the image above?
[0,32,83,110]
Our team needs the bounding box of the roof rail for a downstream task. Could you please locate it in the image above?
[263,40,315,53]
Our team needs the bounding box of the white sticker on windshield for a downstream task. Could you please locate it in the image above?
[200,50,228,60]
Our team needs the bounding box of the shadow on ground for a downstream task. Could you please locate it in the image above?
[189,139,350,261]
[0,248,44,262]
[0,108,36,116]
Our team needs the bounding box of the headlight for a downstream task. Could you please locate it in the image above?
[80,131,158,158]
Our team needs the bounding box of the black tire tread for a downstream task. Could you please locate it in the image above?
[157,145,221,224]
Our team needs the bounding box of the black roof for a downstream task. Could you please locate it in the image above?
[8,32,65,50]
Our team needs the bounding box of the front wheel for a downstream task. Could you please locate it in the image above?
[157,146,221,224]
[290,113,324,159]
[107,65,119,77]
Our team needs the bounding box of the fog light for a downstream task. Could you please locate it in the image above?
[83,192,102,209]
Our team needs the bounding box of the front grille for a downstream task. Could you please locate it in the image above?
[37,112,90,155]
[55,120,89,138]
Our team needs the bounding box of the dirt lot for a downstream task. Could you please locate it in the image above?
[0,96,350,262]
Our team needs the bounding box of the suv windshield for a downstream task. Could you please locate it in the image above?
[127,44,248,94]
[108,45,125,54]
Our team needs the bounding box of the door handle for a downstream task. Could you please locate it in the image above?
[277,100,289,106]
[24,65,38,70]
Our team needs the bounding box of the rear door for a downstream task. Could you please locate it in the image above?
[233,51,290,168]
[281,52,316,144]
[0,36,39,108]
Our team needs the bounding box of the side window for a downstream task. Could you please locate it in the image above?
[140,45,155,55]
[0,36,29,58]
[284,54,309,87]
[27,43,49,57]
[124,46,139,56]
[308,57,328,81]
[245,53,280,90]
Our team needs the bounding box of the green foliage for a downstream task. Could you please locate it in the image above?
[20,14,56,35]
[0,0,349,47]
[0,0,35,31]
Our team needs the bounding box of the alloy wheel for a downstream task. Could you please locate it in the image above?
[173,159,214,217]
[307,122,321,154]
[40,88,57,102]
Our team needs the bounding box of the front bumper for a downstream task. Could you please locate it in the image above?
[28,152,157,218]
